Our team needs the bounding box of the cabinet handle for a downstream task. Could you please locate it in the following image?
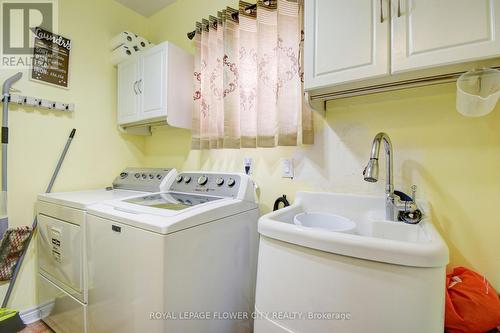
[137,79,143,94]
[133,81,138,95]
[380,0,384,23]
[397,0,401,17]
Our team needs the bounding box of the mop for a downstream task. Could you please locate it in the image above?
[0,72,77,330]
[0,226,31,281]
[0,72,21,239]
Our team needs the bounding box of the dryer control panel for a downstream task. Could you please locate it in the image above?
[112,168,176,192]
[169,172,243,198]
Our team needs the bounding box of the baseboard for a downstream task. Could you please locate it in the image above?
[19,305,41,324]
[19,300,55,324]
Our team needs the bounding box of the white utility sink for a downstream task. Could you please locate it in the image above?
[258,191,448,267]
[254,191,449,333]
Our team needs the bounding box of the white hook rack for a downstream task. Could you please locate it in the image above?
[1,94,75,112]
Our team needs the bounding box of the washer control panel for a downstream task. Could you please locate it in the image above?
[112,168,176,192]
[169,173,242,198]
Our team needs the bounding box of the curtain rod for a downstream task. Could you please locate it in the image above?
[187,2,271,40]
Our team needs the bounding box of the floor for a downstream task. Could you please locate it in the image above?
[13,321,500,333]
[18,321,54,333]
[13,320,500,333]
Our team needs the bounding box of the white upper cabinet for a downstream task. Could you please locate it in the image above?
[140,46,165,119]
[117,42,193,130]
[117,59,139,125]
[304,0,390,90]
[304,0,500,98]
[392,0,500,73]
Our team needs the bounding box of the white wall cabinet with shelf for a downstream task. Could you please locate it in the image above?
[304,0,500,99]
[304,0,390,89]
[117,42,193,131]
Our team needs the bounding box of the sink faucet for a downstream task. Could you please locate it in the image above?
[363,132,417,221]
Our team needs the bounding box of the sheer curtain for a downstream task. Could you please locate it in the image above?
[224,7,242,148]
[191,22,202,149]
[191,0,313,150]
[239,1,258,147]
[199,19,210,149]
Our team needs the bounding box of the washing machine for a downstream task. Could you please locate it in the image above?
[85,172,260,333]
[36,168,177,333]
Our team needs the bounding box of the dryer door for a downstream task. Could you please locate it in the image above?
[38,214,83,301]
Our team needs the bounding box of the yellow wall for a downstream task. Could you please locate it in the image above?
[0,0,149,309]
[145,0,500,290]
[2,0,500,312]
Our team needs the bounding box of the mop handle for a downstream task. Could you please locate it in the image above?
[1,128,76,308]
[46,128,76,193]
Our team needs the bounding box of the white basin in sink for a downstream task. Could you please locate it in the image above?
[294,212,356,234]
[254,191,449,333]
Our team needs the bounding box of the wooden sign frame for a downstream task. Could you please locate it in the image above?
[30,27,72,89]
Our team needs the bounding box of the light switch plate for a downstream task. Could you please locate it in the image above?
[281,158,294,178]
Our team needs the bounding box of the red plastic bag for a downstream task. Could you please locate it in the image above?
[445,266,500,333]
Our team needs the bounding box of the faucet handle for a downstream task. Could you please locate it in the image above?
[411,185,417,201]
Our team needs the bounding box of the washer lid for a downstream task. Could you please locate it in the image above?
[122,192,223,211]
[38,189,148,210]
[88,197,258,235]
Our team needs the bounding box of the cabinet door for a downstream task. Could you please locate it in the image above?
[139,47,165,120]
[117,59,139,125]
[392,0,500,73]
[304,0,390,90]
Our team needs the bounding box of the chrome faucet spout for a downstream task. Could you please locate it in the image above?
[364,132,394,195]
[363,132,408,221]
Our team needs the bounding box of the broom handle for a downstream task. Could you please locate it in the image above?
[2,128,76,308]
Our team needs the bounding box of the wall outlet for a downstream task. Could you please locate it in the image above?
[281,158,294,178]
[244,157,253,175]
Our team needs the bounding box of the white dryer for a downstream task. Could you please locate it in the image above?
[36,168,177,333]
[86,172,260,333]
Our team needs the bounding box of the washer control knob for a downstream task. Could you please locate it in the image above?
[141,173,147,179]
[175,175,183,183]
[134,173,140,179]
[227,178,236,187]
[215,177,224,186]
[184,176,192,184]
[120,172,128,179]
[197,175,208,185]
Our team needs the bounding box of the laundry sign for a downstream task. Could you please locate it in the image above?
[31,27,71,88]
